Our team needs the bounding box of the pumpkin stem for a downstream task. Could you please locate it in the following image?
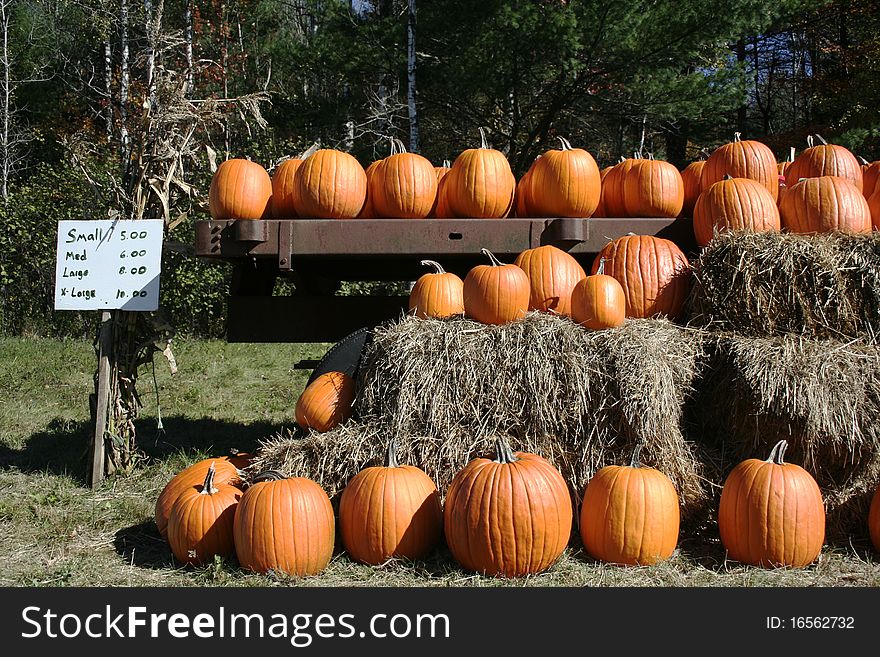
[388,136,397,156]
[723,174,733,181]
[596,257,607,276]
[252,470,286,484]
[396,138,408,154]
[618,155,626,163]
[420,259,446,274]
[443,159,451,168]
[806,135,814,148]
[630,443,643,468]
[557,136,573,151]
[480,248,505,267]
[494,437,519,464]
[789,146,796,163]
[385,437,400,468]
[699,147,712,160]
[479,126,489,150]
[199,463,219,495]
[858,155,869,166]
[733,132,742,142]
[766,440,789,465]
[814,133,828,146]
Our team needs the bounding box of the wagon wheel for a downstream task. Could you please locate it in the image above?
[306,326,374,386]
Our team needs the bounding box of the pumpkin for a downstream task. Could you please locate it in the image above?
[463,248,530,325]
[514,159,538,218]
[513,244,586,316]
[869,485,880,553]
[431,172,455,218]
[601,158,639,217]
[787,135,863,192]
[208,159,272,220]
[779,176,871,234]
[428,161,452,217]
[295,371,356,432]
[233,471,335,576]
[270,158,303,218]
[226,451,255,470]
[861,158,880,198]
[154,457,242,538]
[372,139,438,218]
[570,257,625,330]
[447,128,516,218]
[869,185,880,230]
[701,133,779,201]
[778,146,796,180]
[718,440,825,568]
[339,438,442,564]
[443,437,573,577]
[692,176,781,247]
[357,159,384,219]
[527,137,601,217]
[295,148,367,219]
[408,259,465,319]
[579,445,680,565]
[623,157,684,218]
[166,463,242,565]
[591,234,690,319]
[680,160,705,217]
[590,165,614,218]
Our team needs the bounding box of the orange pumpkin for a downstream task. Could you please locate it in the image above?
[167,463,242,565]
[623,157,684,218]
[270,158,303,218]
[869,485,880,553]
[780,176,871,234]
[463,248,530,325]
[447,129,516,218]
[701,133,779,201]
[579,445,680,565]
[357,159,384,219]
[513,244,586,317]
[680,160,705,217]
[296,149,367,219]
[718,440,825,568]
[861,158,880,198]
[408,259,465,319]
[428,161,452,217]
[693,176,781,247]
[208,159,273,220]
[601,158,639,217]
[787,135,863,192]
[339,438,442,564]
[570,257,626,330]
[295,371,356,432]
[443,437,573,577]
[233,472,335,576]
[527,137,601,217]
[514,159,539,218]
[154,457,242,538]
[590,165,614,218]
[868,185,880,230]
[372,140,437,218]
[778,146,796,180]
[591,234,690,319]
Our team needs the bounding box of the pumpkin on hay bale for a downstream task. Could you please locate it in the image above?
[248,312,714,522]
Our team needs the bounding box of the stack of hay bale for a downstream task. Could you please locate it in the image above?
[686,231,880,540]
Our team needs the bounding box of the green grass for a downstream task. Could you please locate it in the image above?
[1,336,878,587]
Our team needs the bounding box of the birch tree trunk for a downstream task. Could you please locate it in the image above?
[406,0,419,152]
[104,39,113,137]
[184,0,194,95]
[119,0,130,156]
[0,0,11,202]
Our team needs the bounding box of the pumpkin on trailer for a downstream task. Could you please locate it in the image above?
[357,159,384,218]
[233,471,335,576]
[527,137,601,218]
[428,161,452,217]
[408,259,465,319]
[601,157,638,217]
[463,248,530,325]
[591,234,690,320]
[166,463,242,565]
[579,445,680,566]
[295,148,367,219]
[154,457,243,538]
[371,139,438,218]
[514,158,539,218]
[270,158,303,218]
[870,485,880,553]
[208,159,273,220]
[446,128,516,218]
[778,146,796,179]
[787,135,863,192]
[590,165,614,218]
[718,440,825,568]
[701,133,779,201]
[780,176,871,234]
[443,437,573,577]
[339,438,442,565]
[622,156,684,218]
[513,244,586,317]
[570,257,625,330]
[295,371,356,432]
[692,176,781,247]
[680,160,705,217]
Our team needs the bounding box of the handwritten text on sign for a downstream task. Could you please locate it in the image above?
[54,220,163,311]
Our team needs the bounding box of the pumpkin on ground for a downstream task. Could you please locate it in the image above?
[579,445,680,566]
[701,133,778,201]
[447,128,516,218]
[869,185,880,230]
[779,176,871,234]
[622,157,684,218]
[166,463,242,565]
[339,438,442,564]
[692,176,781,246]
[778,146,796,180]
[861,157,880,198]
[443,437,573,577]
[270,158,303,218]
[295,148,367,219]
[208,159,273,220]
[527,137,601,218]
[295,371,356,432]
[787,135,863,192]
[570,257,625,330]
[680,160,705,217]
[513,244,586,317]
[233,471,335,576]
[463,248,530,325]
[371,140,438,218]
[718,440,825,568]
[408,260,465,319]
[154,457,243,538]
[591,234,690,319]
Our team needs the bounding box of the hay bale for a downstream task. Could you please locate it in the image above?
[693,333,880,539]
[252,313,714,519]
[686,231,880,342]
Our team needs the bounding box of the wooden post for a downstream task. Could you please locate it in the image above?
[90,310,113,488]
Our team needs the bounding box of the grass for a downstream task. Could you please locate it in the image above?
[1,336,878,587]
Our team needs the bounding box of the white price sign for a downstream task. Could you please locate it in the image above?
[54,219,164,311]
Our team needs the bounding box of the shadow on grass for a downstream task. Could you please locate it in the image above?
[114,519,175,570]
[0,415,286,486]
